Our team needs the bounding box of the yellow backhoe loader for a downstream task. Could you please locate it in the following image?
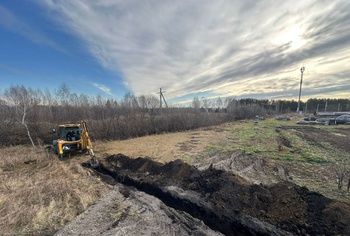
[52,120,99,167]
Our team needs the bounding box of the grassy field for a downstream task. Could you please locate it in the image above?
[201,119,329,163]
[1,117,349,235]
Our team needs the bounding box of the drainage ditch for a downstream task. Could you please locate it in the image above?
[85,154,350,236]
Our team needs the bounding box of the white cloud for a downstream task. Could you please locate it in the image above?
[40,0,350,101]
[90,82,113,96]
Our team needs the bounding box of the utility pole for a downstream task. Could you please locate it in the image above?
[159,88,163,109]
[158,88,168,114]
[296,66,305,114]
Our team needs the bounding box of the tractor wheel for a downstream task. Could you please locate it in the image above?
[52,140,58,154]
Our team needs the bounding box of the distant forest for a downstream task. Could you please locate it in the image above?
[1,84,350,146]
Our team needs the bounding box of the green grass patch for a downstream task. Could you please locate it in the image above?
[205,140,236,159]
[225,121,280,157]
[204,118,344,164]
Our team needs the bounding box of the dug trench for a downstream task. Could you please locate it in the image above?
[88,154,350,236]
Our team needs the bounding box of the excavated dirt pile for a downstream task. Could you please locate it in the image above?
[100,154,350,236]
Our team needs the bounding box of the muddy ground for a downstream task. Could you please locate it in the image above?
[56,123,350,235]
[93,154,350,236]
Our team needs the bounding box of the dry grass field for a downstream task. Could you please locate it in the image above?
[0,146,110,235]
[95,126,228,163]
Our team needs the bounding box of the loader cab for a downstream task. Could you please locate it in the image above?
[56,124,82,141]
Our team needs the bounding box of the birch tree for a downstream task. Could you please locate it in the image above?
[5,85,40,147]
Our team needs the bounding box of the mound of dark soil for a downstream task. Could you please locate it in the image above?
[101,154,350,235]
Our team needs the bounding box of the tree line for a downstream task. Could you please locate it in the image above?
[1,84,350,147]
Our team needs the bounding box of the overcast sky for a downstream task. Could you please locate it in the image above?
[0,0,349,105]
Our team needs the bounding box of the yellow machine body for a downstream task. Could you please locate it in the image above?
[52,121,98,166]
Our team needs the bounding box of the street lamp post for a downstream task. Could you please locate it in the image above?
[296,66,305,114]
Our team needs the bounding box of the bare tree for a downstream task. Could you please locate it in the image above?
[201,97,212,122]
[192,96,201,109]
[216,97,223,111]
[56,83,70,106]
[201,97,211,110]
[226,98,238,113]
[145,95,159,110]
[122,92,139,109]
[5,85,40,147]
[331,155,350,190]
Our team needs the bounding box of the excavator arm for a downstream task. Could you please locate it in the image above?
[81,120,99,168]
